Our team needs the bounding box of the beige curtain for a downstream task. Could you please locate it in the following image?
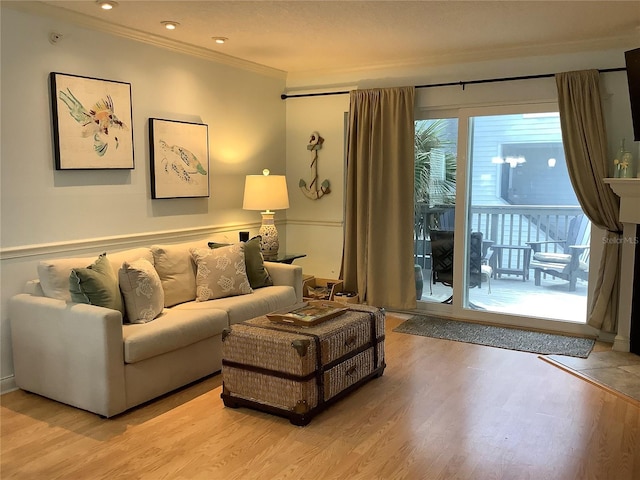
[556,70,622,332]
[341,87,416,310]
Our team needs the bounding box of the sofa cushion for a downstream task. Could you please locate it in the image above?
[174,285,297,325]
[119,258,164,324]
[38,247,153,302]
[69,253,125,315]
[151,240,210,307]
[209,236,273,289]
[122,308,228,363]
[190,244,253,301]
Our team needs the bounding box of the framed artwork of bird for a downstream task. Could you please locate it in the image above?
[149,118,210,199]
[49,72,134,170]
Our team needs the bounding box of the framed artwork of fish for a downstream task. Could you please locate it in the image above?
[149,118,210,199]
[49,72,134,170]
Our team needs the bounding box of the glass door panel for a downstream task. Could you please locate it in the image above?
[464,111,589,322]
[414,118,458,304]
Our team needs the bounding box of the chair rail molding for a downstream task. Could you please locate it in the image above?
[0,223,258,261]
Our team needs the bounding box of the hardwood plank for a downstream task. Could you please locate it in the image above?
[1,315,639,480]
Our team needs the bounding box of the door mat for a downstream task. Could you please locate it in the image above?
[394,315,595,358]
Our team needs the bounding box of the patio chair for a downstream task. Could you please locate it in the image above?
[429,229,492,303]
[527,214,591,291]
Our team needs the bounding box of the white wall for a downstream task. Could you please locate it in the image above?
[284,94,350,280]
[0,7,287,391]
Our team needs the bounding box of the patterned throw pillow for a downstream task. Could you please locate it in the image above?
[119,258,164,324]
[69,253,125,315]
[190,243,253,301]
[208,235,273,289]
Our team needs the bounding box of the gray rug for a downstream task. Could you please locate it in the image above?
[394,315,595,358]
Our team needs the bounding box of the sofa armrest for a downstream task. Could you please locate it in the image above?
[9,294,127,417]
[264,262,303,303]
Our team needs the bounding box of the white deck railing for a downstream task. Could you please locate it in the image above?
[415,204,586,273]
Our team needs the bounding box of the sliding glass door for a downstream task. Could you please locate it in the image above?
[415,104,591,324]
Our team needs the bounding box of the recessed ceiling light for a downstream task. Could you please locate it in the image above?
[161,21,180,30]
[97,1,118,10]
[212,37,228,44]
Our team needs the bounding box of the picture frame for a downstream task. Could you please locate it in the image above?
[49,72,134,170]
[149,118,210,199]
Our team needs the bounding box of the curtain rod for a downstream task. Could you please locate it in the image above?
[280,67,626,100]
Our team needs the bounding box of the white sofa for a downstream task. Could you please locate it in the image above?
[9,239,302,417]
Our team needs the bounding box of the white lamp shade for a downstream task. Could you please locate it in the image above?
[243,174,290,211]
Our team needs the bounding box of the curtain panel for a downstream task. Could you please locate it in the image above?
[555,70,623,333]
[342,87,416,310]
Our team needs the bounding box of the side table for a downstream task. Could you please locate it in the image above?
[266,253,306,264]
[489,245,531,281]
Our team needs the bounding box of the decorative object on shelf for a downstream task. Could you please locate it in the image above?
[613,138,635,178]
[300,131,331,199]
[149,118,209,198]
[243,169,290,260]
[49,72,134,170]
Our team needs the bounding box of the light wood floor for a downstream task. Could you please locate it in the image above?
[2,315,639,480]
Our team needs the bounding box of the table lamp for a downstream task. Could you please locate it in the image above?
[242,169,290,259]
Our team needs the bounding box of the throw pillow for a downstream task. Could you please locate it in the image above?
[38,248,155,302]
[151,241,203,307]
[69,253,125,315]
[119,258,164,324]
[38,255,98,302]
[208,236,273,289]
[190,243,253,301]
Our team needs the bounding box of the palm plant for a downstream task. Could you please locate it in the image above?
[414,119,457,206]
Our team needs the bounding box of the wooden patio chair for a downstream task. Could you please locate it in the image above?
[527,214,591,291]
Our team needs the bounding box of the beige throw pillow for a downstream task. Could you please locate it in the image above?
[119,258,164,324]
[190,244,252,301]
[151,243,199,307]
[39,255,98,301]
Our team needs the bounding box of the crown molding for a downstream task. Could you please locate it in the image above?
[4,1,287,80]
[287,32,638,84]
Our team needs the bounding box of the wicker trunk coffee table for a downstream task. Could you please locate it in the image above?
[220,304,385,426]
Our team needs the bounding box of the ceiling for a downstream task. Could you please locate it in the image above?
[28,1,640,76]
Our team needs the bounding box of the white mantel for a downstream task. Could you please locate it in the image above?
[604,179,640,224]
[604,178,639,352]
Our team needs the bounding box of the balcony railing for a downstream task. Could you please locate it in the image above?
[415,204,585,274]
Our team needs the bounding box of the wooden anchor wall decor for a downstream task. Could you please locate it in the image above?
[299,131,330,199]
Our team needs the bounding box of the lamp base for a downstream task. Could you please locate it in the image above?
[259,211,279,260]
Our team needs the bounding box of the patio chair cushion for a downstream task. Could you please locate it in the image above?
[532,252,572,264]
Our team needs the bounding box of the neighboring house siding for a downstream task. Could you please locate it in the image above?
[470,114,578,207]
[468,114,581,252]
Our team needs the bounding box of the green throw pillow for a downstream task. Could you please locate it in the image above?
[69,253,125,315]
[208,236,273,289]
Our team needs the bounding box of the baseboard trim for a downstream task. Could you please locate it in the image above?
[1,375,18,395]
